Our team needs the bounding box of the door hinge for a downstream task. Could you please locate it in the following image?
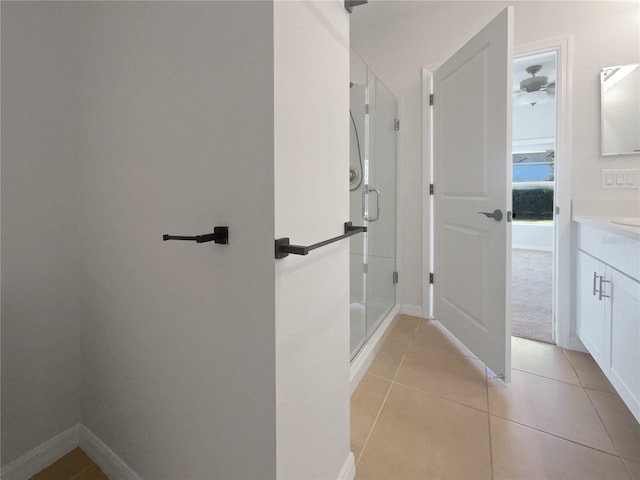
[363,263,368,274]
[429,273,434,284]
[393,271,399,284]
[429,94,434,106]
[555,206,560,215]
[394,118,400,131]
[429,184,434,195]
[365,104,370,115]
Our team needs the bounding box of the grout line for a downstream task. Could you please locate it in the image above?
[390,318,491,414]
[621,457,635,480]
[561,346,588,389]
[563,345,636,462]
[561,345,619,396]
[511,367,583,389]
[391,380,489,415]
[583,386,624,459]
[357,375,392,465]
[584,386,621,397]
[356,320,419,465]
[421,320,479,360]
[488,411,622,458]
[517,347,617,395]
[364,370,395,382]
[486,366,495,480]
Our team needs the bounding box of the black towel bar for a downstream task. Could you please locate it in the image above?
[275,222,366,259]
[163,226,229,244]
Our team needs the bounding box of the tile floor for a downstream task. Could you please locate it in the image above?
[30,448,107,480]
[351,314,640,480]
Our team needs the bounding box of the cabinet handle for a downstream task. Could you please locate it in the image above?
[593,272,600,296]
[598,276,611,301]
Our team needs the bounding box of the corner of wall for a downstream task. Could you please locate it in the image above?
[0,425,80,480]
[78,426,142,480]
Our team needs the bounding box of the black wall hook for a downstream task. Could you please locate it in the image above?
[163,226,229,244]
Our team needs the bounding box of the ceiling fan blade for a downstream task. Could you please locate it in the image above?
[542,82,556,94]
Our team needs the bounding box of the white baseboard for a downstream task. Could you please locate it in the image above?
[79,426,142,480]
[350,304,401,393]
[1,424,80,480]
[0,424,141,480]
[561,335,587,353]
[337,452,356,480]
[401,304,425,318]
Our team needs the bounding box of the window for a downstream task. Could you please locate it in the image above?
[513,151,554,220]
[513,151,554,184]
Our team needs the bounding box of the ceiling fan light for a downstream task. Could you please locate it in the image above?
[515,90,547,106]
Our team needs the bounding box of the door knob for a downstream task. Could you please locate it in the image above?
[477,209,503,221]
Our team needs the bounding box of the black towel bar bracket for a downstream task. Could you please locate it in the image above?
[163,226,229,244]
[275,222,367,259]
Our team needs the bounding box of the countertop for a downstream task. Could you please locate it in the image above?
[573,215,640,240]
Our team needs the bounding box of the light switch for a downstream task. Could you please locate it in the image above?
[601,168,639,189]
[626,173,635,185]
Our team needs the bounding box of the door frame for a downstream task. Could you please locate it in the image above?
[422,36,575,349]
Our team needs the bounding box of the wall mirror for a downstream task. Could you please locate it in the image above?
[601,64,640,156]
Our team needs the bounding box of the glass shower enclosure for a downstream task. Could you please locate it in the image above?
[349,51,397,360]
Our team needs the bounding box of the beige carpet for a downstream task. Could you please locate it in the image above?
[512,249,553,343]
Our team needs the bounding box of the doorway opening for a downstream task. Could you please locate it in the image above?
[511,51,557,344]
[422,15,572,379]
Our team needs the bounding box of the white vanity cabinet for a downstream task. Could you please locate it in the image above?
[575,218,640,423]
[609,268,640,419]
[576,250,608,370]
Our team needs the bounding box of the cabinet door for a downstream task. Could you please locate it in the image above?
[609,268,640,422]
[576,251,607,369]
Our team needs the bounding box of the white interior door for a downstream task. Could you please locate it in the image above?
[433,7,513,381]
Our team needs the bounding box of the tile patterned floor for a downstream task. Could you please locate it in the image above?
[30,448,107,480]
[31,314,640,480]
[352,314,640,480]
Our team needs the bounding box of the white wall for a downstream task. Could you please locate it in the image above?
[1,3,82,465]
[3,1,278,477]
[274,2,352,478]
[513,223,554,251]
[351,0,640,310]
[4,2,354,477]
[75,3,277,478]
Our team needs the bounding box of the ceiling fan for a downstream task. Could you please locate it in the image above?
[514,65,555,106]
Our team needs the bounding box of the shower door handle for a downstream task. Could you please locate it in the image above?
[362,188,381,222]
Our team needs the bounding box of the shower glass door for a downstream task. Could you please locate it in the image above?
[349,51,397,361]
[365,76,397,338]
[349,53,368,359]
